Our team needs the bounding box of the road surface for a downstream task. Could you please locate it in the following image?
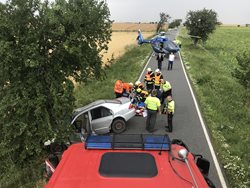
[125,29,227,188]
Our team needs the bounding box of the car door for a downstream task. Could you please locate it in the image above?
[89,106,113,134]
[70,112,91,142]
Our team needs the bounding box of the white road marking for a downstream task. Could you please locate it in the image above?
[138,53,153,80]
[178,51,228,188]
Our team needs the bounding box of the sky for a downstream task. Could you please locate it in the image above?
[0,0,249,24]
[106,0,250,25]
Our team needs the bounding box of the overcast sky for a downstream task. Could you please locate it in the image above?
[106,0,250,24]
[0,0,249,24]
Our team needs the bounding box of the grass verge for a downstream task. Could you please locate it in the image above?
[74,43,152,106]
[179,27,250,188]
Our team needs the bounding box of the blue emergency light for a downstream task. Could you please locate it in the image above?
[85,134,170,151]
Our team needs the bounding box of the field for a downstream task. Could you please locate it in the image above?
[102,23,157,64]
[112,22,163,32]
[179,26,250,188]
[102,31,154,64]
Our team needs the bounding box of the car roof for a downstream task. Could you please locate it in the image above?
[46,135,209,188]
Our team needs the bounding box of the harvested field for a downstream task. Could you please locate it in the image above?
[112,22,167,32]
[102,31,154,64]
[102,22,165,64]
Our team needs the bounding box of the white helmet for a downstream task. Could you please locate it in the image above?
[129,82,134,87]
[155,68,160,73]
[135,80,141,86]
[147,67,152,72]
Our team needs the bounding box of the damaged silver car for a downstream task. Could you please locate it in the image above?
[71,97,136,135]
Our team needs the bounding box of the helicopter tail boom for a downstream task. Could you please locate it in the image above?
[137,30,151,45]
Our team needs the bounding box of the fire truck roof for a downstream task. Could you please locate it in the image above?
[45,135,210,188]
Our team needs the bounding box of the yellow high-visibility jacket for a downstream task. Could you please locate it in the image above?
[168,100,175,113]
[162,81,171,92]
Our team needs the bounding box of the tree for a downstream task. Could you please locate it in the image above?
[168,19,182,29]
[0,0,112,186]
[233,51,250,90]
[156,12,171,33]
[184,8,217,45]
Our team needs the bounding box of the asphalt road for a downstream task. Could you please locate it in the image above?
[125,29,226,188]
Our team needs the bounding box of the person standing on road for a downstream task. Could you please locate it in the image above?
[168,52,175,70]
[156,53,164,71]
[144,89,161,133]
[161,79,172,104]
[162,95,175,132]
[154,69,163,90]
[144,67,154,92]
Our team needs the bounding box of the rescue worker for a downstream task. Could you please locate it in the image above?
[154,69,163,90]
[140,89,149,102]
[144,68,154,92]
[130,88,143,110]
[114,79,123,98]
[138,82,145,90]
[134,80,145,92]
[162,95,175,132]
[144,89,161,133]
[133,80,144,91]
[123,82,133,97]
[135,88,143,103]
[161,79,172,104]
[132,80,140,93]
[133,88,148,116]
[134,88,148,103]
[156,53,164,71]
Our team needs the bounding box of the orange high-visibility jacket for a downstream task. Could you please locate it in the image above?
[123,83,132,92]
[141,90,149,98]
[114,80,123,94]
[144,72,154,84]
[154,74,162,86]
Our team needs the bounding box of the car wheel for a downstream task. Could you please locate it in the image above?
[112,119,126,134]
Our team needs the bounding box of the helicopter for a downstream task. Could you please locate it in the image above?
[136,30,179,55]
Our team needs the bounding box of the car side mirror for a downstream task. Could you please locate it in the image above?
[196,157,210,176]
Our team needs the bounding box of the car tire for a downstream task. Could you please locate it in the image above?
[112,119,126,134]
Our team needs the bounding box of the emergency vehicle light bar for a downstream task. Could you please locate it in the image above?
[85,134,170,150]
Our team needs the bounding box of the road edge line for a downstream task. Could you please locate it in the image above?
[138,53,153,80]
[178,51,228,188]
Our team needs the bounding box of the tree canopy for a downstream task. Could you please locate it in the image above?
[168,19,182,29]
[184,8,218,44]
[156,12,170,33]
[0,0,112,186]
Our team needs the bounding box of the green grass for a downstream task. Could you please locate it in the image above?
[179,26,250,188]
[74,43,152,106]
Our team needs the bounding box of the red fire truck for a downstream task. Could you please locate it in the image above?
[45,134,215,188]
